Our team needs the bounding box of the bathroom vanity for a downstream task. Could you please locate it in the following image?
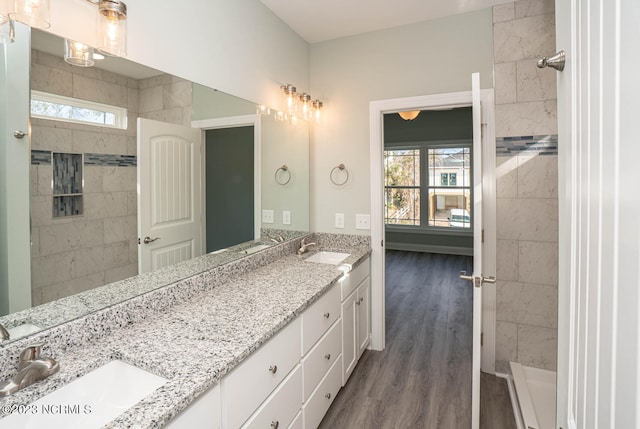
[0,234,371,429]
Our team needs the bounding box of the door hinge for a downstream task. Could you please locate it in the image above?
[481,332,484,346]
[481,229,484,243]
[381,240,384,247]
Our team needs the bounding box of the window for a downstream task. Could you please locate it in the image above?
[384,145,471,229]
[384,149,420,225]
[30,90,128,129]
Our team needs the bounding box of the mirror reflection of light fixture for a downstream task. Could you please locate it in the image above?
[64,39,95,67]
[398,110,420,121]
[97,0,127,57]
[10,0,50,29]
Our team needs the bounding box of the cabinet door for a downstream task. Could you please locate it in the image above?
[341,290,358,385]
[356,278,371,359]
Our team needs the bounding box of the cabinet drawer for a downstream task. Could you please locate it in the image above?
[241,365,302,429]
[302,357,342,429]
[340,258,370,301]
[224,317,301,429]
[302,319,342,401]
[288,411,303,429]
[302,285,340,354]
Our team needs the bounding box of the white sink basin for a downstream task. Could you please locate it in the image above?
[0,360,167,429]
[239,244,271,255]
[305,251,350,265]
[6,323,41,339]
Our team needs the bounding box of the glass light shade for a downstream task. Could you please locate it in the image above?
[398,110,420,121]
[281,84,298,116]
[64,39,95,67]
[312,100,323,123]
[10,0,50,29]
[299,93,311,120]
[97,0,127,57]
[0,18,14,44]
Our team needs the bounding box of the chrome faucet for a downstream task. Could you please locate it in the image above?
[0,343,60,397]
[270,234,285,244]
[297,238,317,255]
[0,323,9,342]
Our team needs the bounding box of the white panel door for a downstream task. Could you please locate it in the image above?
[459,72,490,429]
[137,118,203,273]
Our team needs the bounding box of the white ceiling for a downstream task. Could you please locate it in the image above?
[260,0,512,43]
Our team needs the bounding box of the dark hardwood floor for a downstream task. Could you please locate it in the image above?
[318,250,515,428]
[319,250,474,428]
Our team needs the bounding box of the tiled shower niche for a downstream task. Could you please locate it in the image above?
[52,152,83,217]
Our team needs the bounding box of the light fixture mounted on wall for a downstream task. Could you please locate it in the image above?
[96,0,127,57]
[281,83,298,116]
[64,39,95,67]
[312,99,323,122]
[398,110,420,121]
[10,0,51,29]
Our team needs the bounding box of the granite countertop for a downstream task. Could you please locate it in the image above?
[0,240,370,429]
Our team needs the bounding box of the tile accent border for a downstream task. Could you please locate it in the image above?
[84,153,137,167]
[496,134,558,156]
[31,150,52,165]
[31,151,137,167]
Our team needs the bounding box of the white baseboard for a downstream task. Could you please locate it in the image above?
[385,242,473,256]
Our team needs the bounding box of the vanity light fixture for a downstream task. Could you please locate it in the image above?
[398,110,420,121]
[281,83,298,115]
[312,99,323,122]
[10,0,50,29]
[96,0,127,57]
[64,39,95,67]
[299,93,311,120]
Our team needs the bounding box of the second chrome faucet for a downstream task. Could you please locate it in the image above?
[296,238,317,255]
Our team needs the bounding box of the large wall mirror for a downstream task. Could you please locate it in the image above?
[0,26,309,342]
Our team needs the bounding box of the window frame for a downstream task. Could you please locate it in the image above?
[384,140,473,233]
[30,90,128,130]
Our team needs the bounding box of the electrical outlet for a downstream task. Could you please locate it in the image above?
[355,213,370,230]
[282,210,291,225]
[335,213,344,229]
[262,209,274,224]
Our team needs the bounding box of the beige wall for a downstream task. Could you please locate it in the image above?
[492,0,559,371]
[309,9,494,234]
[138,74,193,127]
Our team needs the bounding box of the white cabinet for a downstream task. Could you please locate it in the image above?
[356,279,370,359]
[340,258,371,385]
[302,319,342,401]
[223,317,302,428]
[164,383,221,429]
[302,358,342,429]
[302,285,340,355]
[241,365,302,429]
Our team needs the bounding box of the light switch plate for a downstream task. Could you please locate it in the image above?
[262,209,274,224]
[335,213,344,229]
[282,210,291,225]
[355,213,370,230]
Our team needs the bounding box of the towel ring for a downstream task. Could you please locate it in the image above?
[275,165,291,185]
[330,163,349,186]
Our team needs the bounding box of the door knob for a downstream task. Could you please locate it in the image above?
[14,130,26,139]
[142,236,160,244]
[537,50,565,71]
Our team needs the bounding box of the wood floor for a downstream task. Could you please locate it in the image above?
[318,250,515,429]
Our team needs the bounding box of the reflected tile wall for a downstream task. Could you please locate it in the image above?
[493,0,558,371]
[30,49,141,306]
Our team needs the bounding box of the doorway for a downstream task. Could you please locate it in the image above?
[205,126,255,252]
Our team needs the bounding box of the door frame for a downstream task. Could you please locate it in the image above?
[191,115,261,241]
[368,90,497,373]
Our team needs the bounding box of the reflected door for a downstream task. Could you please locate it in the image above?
[137,118,203,273]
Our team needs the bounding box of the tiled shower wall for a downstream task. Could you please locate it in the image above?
[30,50,139,305]
[492,0,559,372]
[29,50,194,306]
